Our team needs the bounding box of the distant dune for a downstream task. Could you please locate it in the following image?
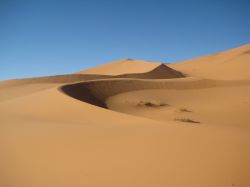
[1,44,250,187]
[76,58,162,75]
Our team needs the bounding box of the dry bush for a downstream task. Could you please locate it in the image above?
[137,101,168,107]
[174,118,200,124]
[179,108,192,112]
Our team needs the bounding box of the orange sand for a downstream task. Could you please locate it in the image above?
[1,44,250,187]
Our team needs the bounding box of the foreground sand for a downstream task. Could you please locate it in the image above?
[1,44,250,187]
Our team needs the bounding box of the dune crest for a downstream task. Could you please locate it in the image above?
[114,63,184,79]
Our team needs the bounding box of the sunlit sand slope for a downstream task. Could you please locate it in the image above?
[106,84,250,128]
[1,85,250,187]
[76,58,161,75]
[170,44,250,80]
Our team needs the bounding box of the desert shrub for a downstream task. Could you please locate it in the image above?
[179,108,192,112]
[159,103,167,106]
[137,101,168,107]
[174,118,200,124]
[144,102,156,107]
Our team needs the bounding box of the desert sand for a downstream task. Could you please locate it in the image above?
[1,44,250,187]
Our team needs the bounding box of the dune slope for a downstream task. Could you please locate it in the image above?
[114,63,184,79]
[61,78,250,128]
[170,44,250,80]
[1,44,250,187]
[1,84,250,187]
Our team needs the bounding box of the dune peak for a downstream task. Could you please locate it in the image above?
[76,58,162,75]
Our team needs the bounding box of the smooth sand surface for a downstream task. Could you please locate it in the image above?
[1,44,250,187]
[76,58,162,75]
[107,84,250,128]
[169,43,250,80]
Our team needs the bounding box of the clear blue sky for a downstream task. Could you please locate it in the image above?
[1,0,250,80]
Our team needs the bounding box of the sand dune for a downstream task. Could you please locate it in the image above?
[76,58,161,75]
[1,44,250,187]
[0,64,182,102]
[1,81,250,187]
[61,78,250,127]
[170,43,250,80]
[114,63,184,79]
[61,78,250,106]
[0,63,182,90]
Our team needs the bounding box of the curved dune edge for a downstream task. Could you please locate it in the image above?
[60,78,250,109]
[0,64,184,102]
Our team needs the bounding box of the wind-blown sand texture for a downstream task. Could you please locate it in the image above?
[1,44,250,187]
